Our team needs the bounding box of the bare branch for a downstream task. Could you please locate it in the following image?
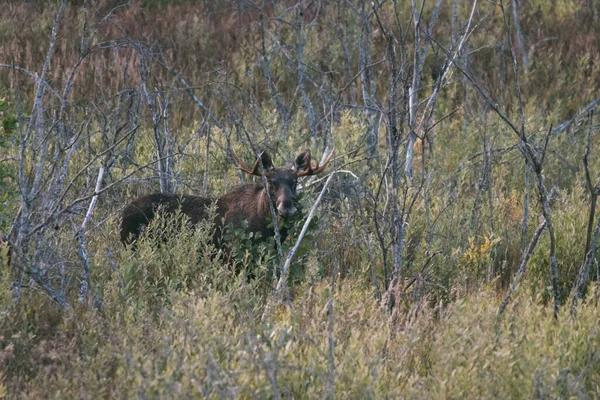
[499,218,547,315]
[276,171,336,295]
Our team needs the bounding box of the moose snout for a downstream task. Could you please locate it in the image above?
[277,201,297,217]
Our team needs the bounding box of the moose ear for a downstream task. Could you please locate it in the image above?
[259,151,274,171]
[294,149,311,173]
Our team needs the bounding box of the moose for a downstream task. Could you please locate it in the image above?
[120,148,334,248]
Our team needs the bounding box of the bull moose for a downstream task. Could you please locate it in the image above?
[120,148,334,248]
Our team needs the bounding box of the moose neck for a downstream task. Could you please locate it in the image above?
[259,185,279,220]
[247,183,282,232]
[218,184,277,229]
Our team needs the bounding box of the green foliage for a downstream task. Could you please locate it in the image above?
[527,186,599,304]
[221,218,276,279]
[116,205,240,311]
[220,188,319,286]
[0,96,17,232]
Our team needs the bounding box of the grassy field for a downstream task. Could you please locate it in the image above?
[0,0,599,398]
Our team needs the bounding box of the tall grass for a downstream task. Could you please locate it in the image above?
[0,0,599,397]
[1,256,598,397]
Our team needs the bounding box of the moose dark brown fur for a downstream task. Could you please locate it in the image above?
[120,149,334,247]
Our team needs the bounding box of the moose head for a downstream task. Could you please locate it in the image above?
[231,148,335,218]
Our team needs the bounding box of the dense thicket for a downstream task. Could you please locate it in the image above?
[0,1,599,397]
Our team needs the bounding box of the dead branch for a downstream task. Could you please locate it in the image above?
[499,218,547,315]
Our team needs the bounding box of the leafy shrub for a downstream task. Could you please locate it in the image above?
[0,96,17,232]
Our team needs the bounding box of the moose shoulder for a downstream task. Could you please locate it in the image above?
[120,149,334,247]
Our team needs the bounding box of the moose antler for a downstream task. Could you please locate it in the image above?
[231,149,272,176]
[296,148,335,177]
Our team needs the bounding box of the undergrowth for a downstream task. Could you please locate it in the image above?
[0,0,599,398]
[0,266,598,398]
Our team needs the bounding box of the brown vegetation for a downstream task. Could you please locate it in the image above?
[0,0,599,397]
